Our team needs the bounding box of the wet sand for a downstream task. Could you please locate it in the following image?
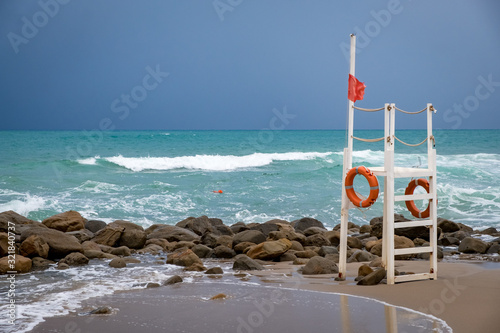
[31,260,500,333]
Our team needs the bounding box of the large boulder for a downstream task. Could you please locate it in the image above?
[19,235,50,258]
[0,255,32,274]
[85,220,107,233]
[437,218,460,233]
[304,234,331,247]
[109,220,146,249]
[147,225,199,242]
[291,217,325,232]
[213,245,236,258]
[93,226,124,247]
[21,227,82,258]
[0,211,41,234]
[59,252,89,266]
[458,237,489,254]
[66,229,94,243]
[232,230,266,246]
[0,233,9,256]
[246,239,292,260]
[42,210,85,232]
[370,235,415,260]
[232,254,264,271]
[302,256,339,275]
[167,248,203,267]
[249,223,279,237]
[176,216,213,236]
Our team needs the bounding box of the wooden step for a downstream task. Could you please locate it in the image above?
[394,272,432,283]
[394,193,434,202]
[394,246,433,256]
[394,220,433,228]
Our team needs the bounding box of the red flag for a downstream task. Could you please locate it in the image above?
[348,74,366,103]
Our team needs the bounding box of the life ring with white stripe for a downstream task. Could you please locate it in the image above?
[345,166,379,208]
[405,178,431,218]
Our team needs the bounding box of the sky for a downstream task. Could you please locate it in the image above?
[0,0,499,130]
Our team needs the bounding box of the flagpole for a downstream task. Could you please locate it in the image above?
[347,33,356,167]
[339,34,356,280]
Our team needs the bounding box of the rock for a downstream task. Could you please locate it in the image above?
[109,258,127,268]
[82,241,102,252]
[303,227,327,236]
[304,234,331,247]
[357,268,387,285]
[360,225,372,234]
[108,220,147,249]
[210,293,227,300]
[369,257,383,267]
[147,226,199,242]
[146,282,160,288]
[358,264,374,277]
[318,246,338,257]
[215,235,233,249]
[290,241,304,251]
[279,252,297,262]
[164,275,183,285]
[348,250,375,263]
[438,236,460,246]
[42,210,85,232]
[173,241,196,250]
[21,227,82,259]
[480,227,498,235]
[0,255,32,274]
[370,236,415,259]
[201,233,219,248]
[110,246,131,257]
[89,306,113,315]
[370,223,383,239]
[93,226,124,247]
[458,237,489,254]
[246,239,292,260]
[124,258,141,264]
[232,230,266,246]
[302,256,338,275]
[249,223,279,237]
[85,220,107,233]
[137,244,164,255]
[457,223,474,233]
[230,222,249,234]
[176,216,213,236]
[185,263,207,271]
[449,230,469,240]
[31,257,55,270]
[267,230,305,243]
[145,238,171,251]
[233,242,256,254]
[213,245,236,258]
[396,225,441,241]
[437,218,460,233]
[0,233,8,256]
[57,262,69,270]
[370,214,409,225]
[167,248,203,267]
[0,211,41,234]
[191,244,214,258]
[413,238,427,247]
[325,230,341,246]
[213,225,234,236]
[295,250,318,258]
[19,235,49,258]
[66,229,94,243]
[361,236,378,248]
[205,267,223,274]
[84,250,116,259]
[291,217,325,232]
[347,236,363,249]
[293,258,310,265]
[487,243,500,254]
[232,254,264,271]
[60,252,89,266]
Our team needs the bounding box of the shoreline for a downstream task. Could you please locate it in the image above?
[30,260,500,333]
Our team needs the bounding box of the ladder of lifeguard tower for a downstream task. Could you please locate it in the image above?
[338,35,438,284]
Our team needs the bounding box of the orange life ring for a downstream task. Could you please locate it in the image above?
[405,178,432,218]
[345,166,379,208]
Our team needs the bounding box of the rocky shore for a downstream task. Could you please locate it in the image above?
[1,210,499,285]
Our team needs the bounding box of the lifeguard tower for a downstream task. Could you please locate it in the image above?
[339,34,438,284]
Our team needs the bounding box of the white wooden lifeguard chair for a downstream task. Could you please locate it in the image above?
[338,34,438,284]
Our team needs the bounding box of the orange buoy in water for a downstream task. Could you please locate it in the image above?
[213,190,223,194]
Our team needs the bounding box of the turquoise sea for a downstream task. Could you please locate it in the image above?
[1,129,499,229]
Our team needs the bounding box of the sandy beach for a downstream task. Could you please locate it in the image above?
[31,260,500,333]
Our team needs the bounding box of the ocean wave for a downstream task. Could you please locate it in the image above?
[77,156,100,165]
[102,152,333,172]
[0,194,47,217]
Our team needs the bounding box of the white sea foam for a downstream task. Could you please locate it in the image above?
[0,194,46,216]
[77,156,100,165]
[103,152,333,172]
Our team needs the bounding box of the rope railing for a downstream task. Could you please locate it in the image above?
[393,135,435,147]
[394,106,427,114]
[352,135,385,143]
[352,106,385,112]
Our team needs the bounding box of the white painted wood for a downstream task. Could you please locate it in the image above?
[394,273,432,283]
[394,219,433,228]
[394,193,434,202]
[394,246,433,255]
